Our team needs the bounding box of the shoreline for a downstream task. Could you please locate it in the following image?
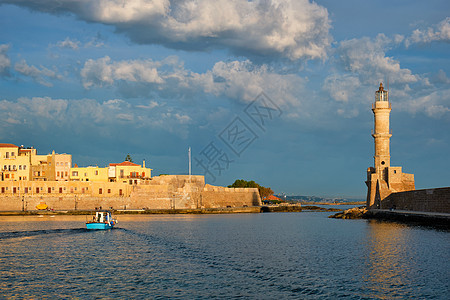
[0,204,343,216]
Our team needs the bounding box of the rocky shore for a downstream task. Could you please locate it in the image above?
[328,207,367,219]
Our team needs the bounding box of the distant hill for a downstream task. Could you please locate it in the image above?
[275,195,365,204]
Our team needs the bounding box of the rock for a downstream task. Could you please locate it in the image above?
[329,206,367,219]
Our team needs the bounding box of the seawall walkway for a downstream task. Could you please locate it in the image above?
[366,209,450,227]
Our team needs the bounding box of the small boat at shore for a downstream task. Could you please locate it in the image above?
[86,210,117,230]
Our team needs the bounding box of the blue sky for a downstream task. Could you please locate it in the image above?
[0,0,449,198]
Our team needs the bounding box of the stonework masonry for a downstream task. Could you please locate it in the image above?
[365,83,449,213]
[0,175,261,211]
[380,187,450,213]
[366,83,415,209]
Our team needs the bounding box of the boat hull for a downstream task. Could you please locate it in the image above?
[86,222,114,230]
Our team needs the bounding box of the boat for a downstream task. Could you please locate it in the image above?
[36,202,48,210]
[86,210,118,230]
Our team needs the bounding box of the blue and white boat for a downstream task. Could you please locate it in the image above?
[86,211,117,230]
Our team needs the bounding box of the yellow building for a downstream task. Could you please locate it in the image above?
[108,161,152,184]
[70,166,108,182]
[1,143,152,186]
[0,143,32,181]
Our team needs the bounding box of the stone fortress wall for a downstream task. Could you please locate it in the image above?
[0,175,261,211]
[380,187,450,213]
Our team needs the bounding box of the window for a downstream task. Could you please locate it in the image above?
[19,165,22,170]
[119,189,122,196]
[36,187,40,193]
[11,152,14,157]
[72,171,78,176]
[99,188,103,194]
[5,152,9,158]
[24,187,28,193]
[108,189,111,194]
[23,176,27,180]
[84,173,87,176]
[57,171,60,177]
[59,188,63,193]
[95,170,98,175]
[48,187,51,193]
[5,174,9,179]
[23,165,26,170]
[65,172,68,177]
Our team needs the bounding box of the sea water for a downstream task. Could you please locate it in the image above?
[0,212,448,299]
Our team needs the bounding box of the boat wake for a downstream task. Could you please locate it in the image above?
[0,228,88,240]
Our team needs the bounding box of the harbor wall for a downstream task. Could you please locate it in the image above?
[0,175,261,211]
[380,187,450,213]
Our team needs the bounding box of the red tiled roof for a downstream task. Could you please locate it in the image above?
[0,143,18,148]
[109,161,140,167]
[267,195,281,201]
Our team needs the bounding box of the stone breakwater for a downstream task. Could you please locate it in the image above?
[0,175,261,211]
[329,207,450,228]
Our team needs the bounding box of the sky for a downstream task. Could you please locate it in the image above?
[0,0,449,198]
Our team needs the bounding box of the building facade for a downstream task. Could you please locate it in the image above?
[0,143,151,185]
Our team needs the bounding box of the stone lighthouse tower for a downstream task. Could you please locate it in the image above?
[366,83,415,209]
[372,83,391,180]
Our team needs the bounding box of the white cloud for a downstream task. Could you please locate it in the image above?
[405,17,450,47]
[396,90,450,119]
[14,59,62,86]
[81,56,306,108]
[53,36,104,49]
[0,96,193,137]
[336,34,418,85]
[5,0,331,61]
[322,74,361,102]
[0,44,11,76]
[81,56,164,88]
[56,37,81,49]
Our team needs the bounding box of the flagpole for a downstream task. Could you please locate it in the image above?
[188,147,191,183]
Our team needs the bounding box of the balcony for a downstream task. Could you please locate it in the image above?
[371,129,393,135]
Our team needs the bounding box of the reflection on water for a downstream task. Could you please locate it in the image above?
[363,221,413,299]
[0,214,448,299]
[362,220,449,299]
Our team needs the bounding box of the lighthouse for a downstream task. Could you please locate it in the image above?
[366,83,415,209]
[372,83,391,181]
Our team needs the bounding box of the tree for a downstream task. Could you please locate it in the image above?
[228,179,274,199]
[124,154,133,163]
